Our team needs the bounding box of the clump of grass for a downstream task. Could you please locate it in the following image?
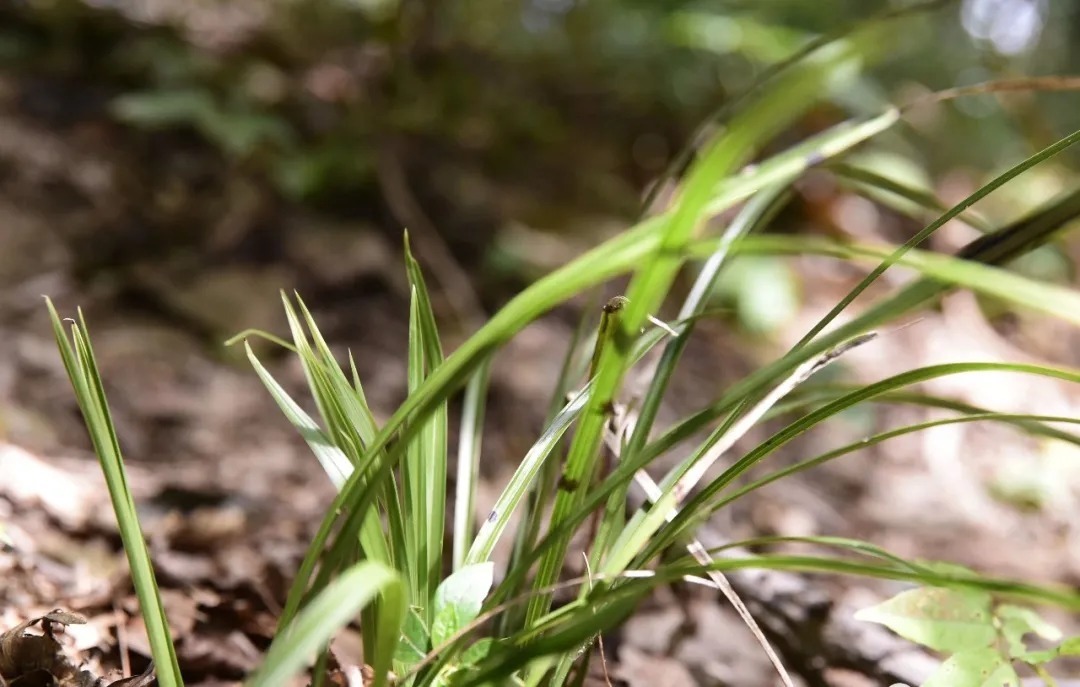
[47,12,1080,687]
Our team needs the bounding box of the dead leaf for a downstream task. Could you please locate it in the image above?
[0,612,155,687]
[0,446,103,531]
[103,661,155,687]
[0,610,97,687]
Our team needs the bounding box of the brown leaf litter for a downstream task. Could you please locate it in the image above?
[0,610,154,687]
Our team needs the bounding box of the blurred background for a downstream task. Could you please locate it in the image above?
[1,0,1078,337]
[3,0,1080,684]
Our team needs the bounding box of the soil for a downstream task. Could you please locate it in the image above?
[3,51,1080,687]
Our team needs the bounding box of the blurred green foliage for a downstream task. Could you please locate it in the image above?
[5,0,1078,213]
[3,0,1080,338]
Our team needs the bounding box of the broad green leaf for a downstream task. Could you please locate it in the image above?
[459,638,495,666]
[430,668,456,687]
[996,604,1061,659]
[1019,634,1080,664]
[394,606,429,674]
[922,648,1018,687]
[1061,636,1080,654]
[432,562,495,647]
[854,587,996,652]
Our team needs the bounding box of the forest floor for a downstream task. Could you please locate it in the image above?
[3,66,1080,687]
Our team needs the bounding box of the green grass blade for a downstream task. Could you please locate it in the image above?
[247,561,405,687]
[292,102,900,634]
[466,380,593,568]
[683,556,1080,609]
[247,302,395,660]
[707,234,1080,326]
[600,333,876,580]
[479,325,670,614]
[656,363,1080,557]
[294,295,381,447]
[953,186,1080,267]
[249,304,395,561]
[499,360,1078,610]
[291,296,407,603]
[503,299,598,612]
[711,413,1080,516]
[646,0,944,212]
[404,288,428,602]
[829,161,995,233]
[281,296,359,461]
[797,127,1080,349]
[646,186,1080,470]
[244,342,354,488]
[45,299,184,687]
[473,553,1079,684]
[807,386,1080,445]
[703,108,898,217]
[406,242,449,615]
[710,535,935,573]
[404,234,447,368]
[592,183,792,562]
[453,360,492,571]
[526,39,870,632]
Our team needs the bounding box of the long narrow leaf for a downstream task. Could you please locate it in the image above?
[454,361,492,571]
[645,186,1080,471]
[299,102,900,607]
[703,234,1080,326]
[247,561,404,687]
[711,413,1080,516]
[527,38,871,634]
[797,127,1080,349]
[45,300,184,687]
[657,363,1080,556]
[245,342,353,488]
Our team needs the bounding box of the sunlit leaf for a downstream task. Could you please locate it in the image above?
[432,562,495,647]
[854,587,996,652]
[394,606,429,674]
[996,604,1061,659]
[247,561,404,687]
[921,648,1018,687]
